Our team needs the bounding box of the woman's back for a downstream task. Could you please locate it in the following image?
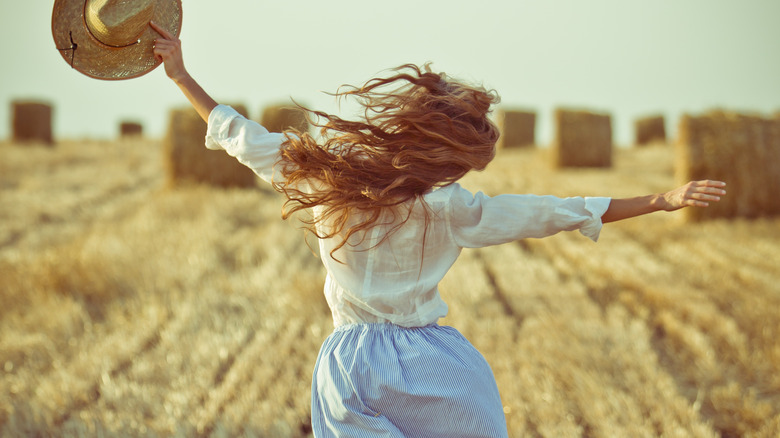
[317,183,610,328]
[317,186,451,327]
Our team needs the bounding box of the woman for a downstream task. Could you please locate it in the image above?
[151,22,725,437]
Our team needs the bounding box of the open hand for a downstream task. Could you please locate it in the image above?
[150,21,188,82]
[660,180,726,211]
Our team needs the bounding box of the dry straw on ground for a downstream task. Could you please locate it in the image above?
[11,100,53,145]
[676,110,780,221]
[634,114,666,146]
[163,104,258,188]
[119,121,143,138]
[260,103,309,134]
[551,108,612,168]
[496,108,536,148]
[2,139,780,437]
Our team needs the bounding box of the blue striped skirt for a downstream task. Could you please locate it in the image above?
[311,323,508,437]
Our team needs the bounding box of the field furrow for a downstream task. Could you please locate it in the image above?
[523,225,780,435]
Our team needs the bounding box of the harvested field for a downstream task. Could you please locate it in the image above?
[1,139,779,437]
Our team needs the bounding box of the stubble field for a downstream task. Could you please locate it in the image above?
[1,137,779,437]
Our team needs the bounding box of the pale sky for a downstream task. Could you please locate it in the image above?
[2,1,779,145]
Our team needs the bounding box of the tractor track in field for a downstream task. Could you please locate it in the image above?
[474,250,520,321]
[475,239,593,325]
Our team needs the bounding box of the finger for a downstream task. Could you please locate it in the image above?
[149,21,176,40]
[153,46,174,60]
[688,199,709,208]
[153,42,172,52]
[154,39,177,48]
[695,180,726,188]
[153,42,179,58]
[691,192,721,202]
[699,186,727,196]
[690,183,726,196]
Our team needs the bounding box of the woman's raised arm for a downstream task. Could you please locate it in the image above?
[150,21,217,122]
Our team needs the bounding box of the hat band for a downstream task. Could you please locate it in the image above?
[82,0,145,48]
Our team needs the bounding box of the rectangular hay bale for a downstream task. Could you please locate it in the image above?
[12,100,53,145]
[551,108,612,168]
[120,121,143,137]
[260,103,309,134]
[676,110,780,221]
[496,109,536,148]
[634,114,666,145]
[163,104,258,188]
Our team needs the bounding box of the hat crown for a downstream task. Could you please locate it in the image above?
[85,0,155,47]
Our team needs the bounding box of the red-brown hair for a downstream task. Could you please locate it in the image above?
[274,63,500,257]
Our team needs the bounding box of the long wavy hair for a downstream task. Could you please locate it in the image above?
[273,63,500,258]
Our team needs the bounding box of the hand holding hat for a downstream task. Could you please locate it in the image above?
[150,21,187,82]
[149,22,217,123]
[52,0,182,80]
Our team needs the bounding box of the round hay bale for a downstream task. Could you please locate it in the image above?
[12,101,53,145]
[163,104,258,188]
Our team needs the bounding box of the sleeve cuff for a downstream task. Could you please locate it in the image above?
[579,197,612,242]
[205,104,242,150]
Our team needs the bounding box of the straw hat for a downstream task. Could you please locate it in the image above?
[52,0,182,80]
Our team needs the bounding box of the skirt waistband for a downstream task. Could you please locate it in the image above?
[333,322,439,334]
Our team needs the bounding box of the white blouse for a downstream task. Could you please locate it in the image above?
[206,105,612,328]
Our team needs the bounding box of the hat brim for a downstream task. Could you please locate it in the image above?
[52,0,182,80]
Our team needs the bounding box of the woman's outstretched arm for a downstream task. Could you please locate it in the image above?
[601,180,726,224]
[150,21,217,122]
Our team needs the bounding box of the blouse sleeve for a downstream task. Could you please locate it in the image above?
[447,184,611,248]
[204,104,287,184]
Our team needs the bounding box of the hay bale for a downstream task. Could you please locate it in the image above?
[163,104,258,188]
[12,101,53,145]
[676,110,780,221]
[551,108,612,168]
[634,114,666,145]
[119,121,143,137]
[259,103,308,134]
[496,109,536,148]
